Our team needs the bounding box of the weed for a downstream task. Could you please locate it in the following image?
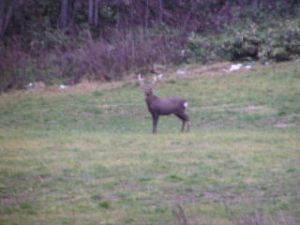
[91,193,102,201]
[168,175,185,182]
[19,202,37,215]
[92,91,104,97]
[99,201,112,209]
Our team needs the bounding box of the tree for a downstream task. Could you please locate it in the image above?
[89,0,101,27]
[59,0,69,28]
[0,0,24,38]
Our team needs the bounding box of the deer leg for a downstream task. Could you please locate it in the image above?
[184,117,191,132]
[175,111,191,132]
[186,120,191,132]
[152,114,159,134]
[183,112,191,132]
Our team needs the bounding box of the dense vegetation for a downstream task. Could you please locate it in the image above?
[0,0,300,92]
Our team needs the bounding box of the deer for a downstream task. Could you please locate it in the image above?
[138,74,191,133]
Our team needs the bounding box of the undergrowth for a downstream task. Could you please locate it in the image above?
[1,12,300,93]
[187,17,300,63]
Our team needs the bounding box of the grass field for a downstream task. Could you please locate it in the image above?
[0,62,299,225]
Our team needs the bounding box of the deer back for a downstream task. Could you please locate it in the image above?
[147,95,187,115]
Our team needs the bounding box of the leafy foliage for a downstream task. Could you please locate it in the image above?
[187,18,300,63]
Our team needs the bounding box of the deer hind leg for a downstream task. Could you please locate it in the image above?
[175,112,191,132]
[186,120,191,132]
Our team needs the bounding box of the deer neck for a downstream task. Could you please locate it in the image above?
[145,93,158,105]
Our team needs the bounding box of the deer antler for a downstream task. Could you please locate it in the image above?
[152,74,163,85]
[137,74,144,86]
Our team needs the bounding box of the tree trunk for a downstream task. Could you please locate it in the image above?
[158,0,163,24]
[59,0,69,28]
[88,0,100,27]
[94,0,99,26]
[0,0,23,38]
[145,0,149,30]
[88,0,94,25]
[0,1,9,38]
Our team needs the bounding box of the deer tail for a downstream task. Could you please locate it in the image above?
[183,101,188,109]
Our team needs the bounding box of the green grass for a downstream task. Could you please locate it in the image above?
[0,62,299,225]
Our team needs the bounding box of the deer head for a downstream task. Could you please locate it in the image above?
[138,74,163,97]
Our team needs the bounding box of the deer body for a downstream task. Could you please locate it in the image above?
[138,74,191,133]
[146,95,187,115]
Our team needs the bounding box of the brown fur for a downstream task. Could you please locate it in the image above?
[138,74,191,133]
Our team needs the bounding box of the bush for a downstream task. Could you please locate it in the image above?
[0,43,31,92]
[186,33,227,63]
[264,19,300,61]
[186,18,300,63]
[222,24,261,61]
[49,28,185,84]
[0,27,186,92]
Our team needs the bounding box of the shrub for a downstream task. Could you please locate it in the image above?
[186,18,300,63]
[51,28,185,84]
[186,33,227,63]
[0,43,30,92]
[0,27,185,92]
[263,19,300,61]
[222,24,261,61]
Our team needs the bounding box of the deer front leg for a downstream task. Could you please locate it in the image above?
[175,112,190,132]
[152,114,159,134]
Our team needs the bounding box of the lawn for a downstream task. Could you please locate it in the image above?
[0,62,299,225]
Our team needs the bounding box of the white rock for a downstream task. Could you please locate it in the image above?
[228,63,243,72]
[27,82,33,88]
[176,69,186,75]
[157,74,164,79]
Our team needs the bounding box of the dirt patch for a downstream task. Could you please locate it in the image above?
[157,62,232,80]
[191,104,276,115]
[274,118,295,128]
[242,105,276,114]
[171,192,198,205]
[101,104,144,116]
[179,62,231,77]
[233,213,300,225]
